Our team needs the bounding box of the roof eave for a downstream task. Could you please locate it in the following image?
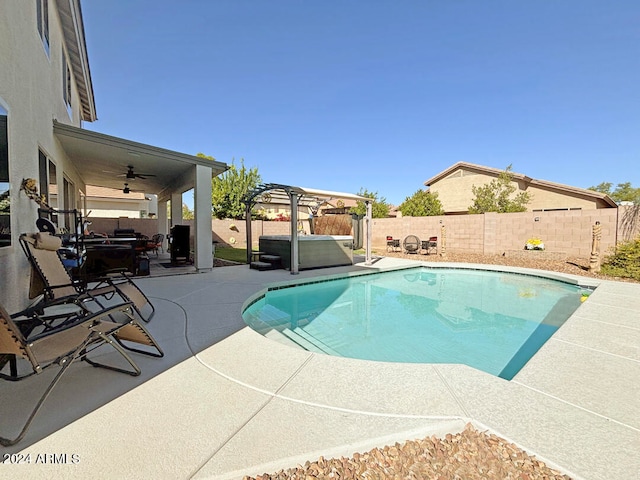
[56,0,97,122]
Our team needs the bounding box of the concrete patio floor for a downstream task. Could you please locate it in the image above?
[1,256,638,479]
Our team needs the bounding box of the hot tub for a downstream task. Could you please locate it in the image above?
[258,235,353,270]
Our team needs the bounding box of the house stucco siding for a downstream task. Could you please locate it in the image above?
[0,1,89,311]
[430,172,604,214]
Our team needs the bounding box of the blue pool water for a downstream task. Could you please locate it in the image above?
[243,268,585,380]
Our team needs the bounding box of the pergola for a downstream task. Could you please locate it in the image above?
[243,183,373,274]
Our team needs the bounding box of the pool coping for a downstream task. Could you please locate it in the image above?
[3,257,638,479]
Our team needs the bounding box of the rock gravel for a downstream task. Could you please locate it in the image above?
[245,424,572,480]
[378,250,639,284]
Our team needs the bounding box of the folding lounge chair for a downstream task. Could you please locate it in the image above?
[403,235,421,254]
[20,233,155,323]
[0,300,162,446]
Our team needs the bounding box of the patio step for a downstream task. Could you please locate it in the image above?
[292,327,341,356]
[250,261,277,271]
[264,329,303,349]
[281,328,328,354]
[250,254,282,271]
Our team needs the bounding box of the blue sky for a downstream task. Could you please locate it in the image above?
[82,1,639,207]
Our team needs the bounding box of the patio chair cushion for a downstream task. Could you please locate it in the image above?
[34,233,62,251]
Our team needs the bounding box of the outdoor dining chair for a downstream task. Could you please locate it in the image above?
[0,299,161,446]
[145,233,165,256]
[20,232,155,323]
[421,236,438,255]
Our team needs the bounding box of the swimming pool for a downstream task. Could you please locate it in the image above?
[243,267,587,380]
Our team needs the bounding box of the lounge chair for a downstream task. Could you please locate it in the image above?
[0,300,161,446]
[20,232,155,323]
[403,235,421,254]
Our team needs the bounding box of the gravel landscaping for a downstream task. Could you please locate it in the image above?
[245,424,571,480]
[377,250,639,284]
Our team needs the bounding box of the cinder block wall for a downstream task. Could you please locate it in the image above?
[92,207,632,259]
[374,209,620,257]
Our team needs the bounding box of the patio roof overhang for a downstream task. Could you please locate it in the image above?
[53,121,228,201]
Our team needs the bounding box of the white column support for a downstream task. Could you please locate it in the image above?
[170,192,182,227]
[157,199,168,238]
[365,201,373,265]
[289,191,299,274]
[194,164,213,272]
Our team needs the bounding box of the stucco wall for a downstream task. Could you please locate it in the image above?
[0,1,89,311]
[429,169,605,213]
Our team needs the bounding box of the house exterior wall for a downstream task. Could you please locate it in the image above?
[0,1,89,311]
[85,198,150,218]
[429,168,607,213]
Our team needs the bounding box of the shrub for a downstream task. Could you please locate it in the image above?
[601,237,640,281]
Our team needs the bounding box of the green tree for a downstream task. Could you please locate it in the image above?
[182,203,194,220]
[399,190,444,216]
[468,165,531,214]
[589,182,640,203]
[349,188,390,218]
[204,157,261,219]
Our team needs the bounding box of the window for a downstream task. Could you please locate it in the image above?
[36,0,50,56]
[0,105,10,247]
[38,150,57,209]
[48,160,58,209]
[62,53,72,117]
[38,149,48,200]
[63,177,75,231]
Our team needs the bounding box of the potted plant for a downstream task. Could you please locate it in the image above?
[525,238,545,250]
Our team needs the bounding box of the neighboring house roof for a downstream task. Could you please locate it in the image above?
[56,0,97,121]
[424,162,618,209]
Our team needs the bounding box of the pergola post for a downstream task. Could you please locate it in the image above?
[245,201,252,264]
[365,200,373,265]
[289,190,299,274]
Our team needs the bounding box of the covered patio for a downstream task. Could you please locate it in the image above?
[1,257,638,479]
[53,121,228,272]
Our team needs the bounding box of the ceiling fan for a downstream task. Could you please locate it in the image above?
[120,165,156,180]
[122,183,145,194]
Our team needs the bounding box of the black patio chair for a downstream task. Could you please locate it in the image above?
[421,236,438,255]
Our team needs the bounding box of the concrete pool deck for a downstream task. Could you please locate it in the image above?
[1,257,638,479]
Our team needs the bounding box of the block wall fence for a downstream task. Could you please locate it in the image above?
[88,206,638,259]
[212,206,637,258]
